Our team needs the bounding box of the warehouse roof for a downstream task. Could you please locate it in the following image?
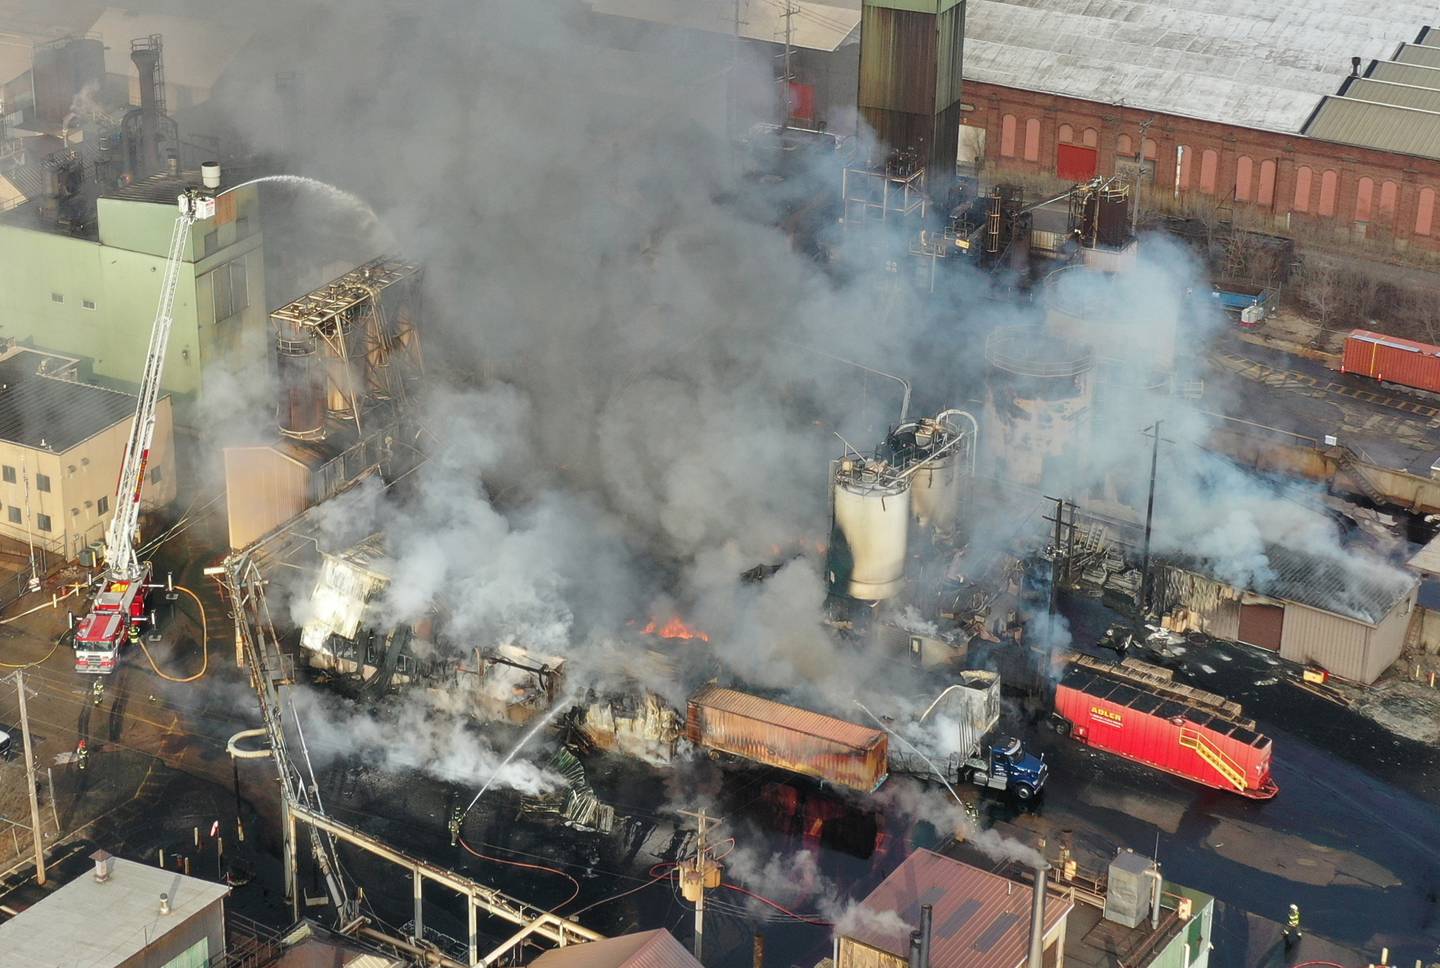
[528,929,700,968]
[963,0,1434,133]
[0,855,229,966]
[1303,31,1440,158]
[0,349,141,451]
[1250,544,1413,625]
[844,849,1072,968]
[587,0,860,52]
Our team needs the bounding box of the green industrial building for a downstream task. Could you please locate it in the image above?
[0,170,266,426]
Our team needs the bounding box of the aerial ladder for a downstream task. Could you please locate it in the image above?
[73,187,216,673]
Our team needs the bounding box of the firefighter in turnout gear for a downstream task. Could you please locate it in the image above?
[76,740,88,771]
[1284,903,1301,948]
[449,807,462,846]
[127,623,141,646]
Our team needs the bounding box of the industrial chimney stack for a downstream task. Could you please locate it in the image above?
[130,35,165,178]
[1027,864,1050,968]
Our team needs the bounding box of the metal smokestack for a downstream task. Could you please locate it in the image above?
[918,904,933,968]
[907,930,923,968]
[130,38,161,177]
[1027,864,1051,968]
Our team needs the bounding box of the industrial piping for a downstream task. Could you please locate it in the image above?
[1028,864,1050,968]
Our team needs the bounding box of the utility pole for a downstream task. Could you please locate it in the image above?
[780,1,796,128]
[678,808,724,963]
[1133,116,1156,238]
[1139,421,1172,620]
[15,672,45,885]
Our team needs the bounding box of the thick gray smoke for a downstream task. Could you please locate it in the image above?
[192,0,1408,794]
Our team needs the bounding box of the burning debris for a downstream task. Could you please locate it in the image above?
[576,691,685,764]
[470,644,566,725]
[641,617,710,642]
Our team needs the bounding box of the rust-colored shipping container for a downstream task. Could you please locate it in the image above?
[1053,665,1277,799]
[687,687,888,793]
[1341,329,1440,393]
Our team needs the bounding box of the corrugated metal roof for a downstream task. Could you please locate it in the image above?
[1303,96,1440,161]
[0,350,141,451]
[962,0,1435,133]
[689,686,883,751]
[1252,544,1414,625]
[1396,43,1440,69]
[1408,532,1440,577]
[845,849,1072,968]
[1303,34,1440,158]
[529,929,701,968]
[587,0,860,52]
[1368,59,1440,87]
[1340,77,1440,113]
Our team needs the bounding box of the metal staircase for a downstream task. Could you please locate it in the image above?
[1178,727,1245,792]
[1333,445,1387,506]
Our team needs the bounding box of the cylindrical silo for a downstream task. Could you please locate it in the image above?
[888,415,969,534]
[983,326,1094,489]
[1044,264,1177,374]
[828,460,910,601]
[274,321,324,440]
[319,316,365,419]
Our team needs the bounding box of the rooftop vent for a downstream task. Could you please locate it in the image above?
[90,848,112,883]
[159,892,170,915]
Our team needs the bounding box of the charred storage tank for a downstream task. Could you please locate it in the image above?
[886,412,972,534]
[1044,264,1177,375]
[274,319,325,440]
[983,326,1094,489]
[828,458,910,601]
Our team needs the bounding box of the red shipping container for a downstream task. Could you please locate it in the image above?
[1057,143,1098,182]
[687,686,888,793]
[1054,666,1277,799]
[1341,329,1440,393]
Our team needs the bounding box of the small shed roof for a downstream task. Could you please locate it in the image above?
[0,856,228,967]
[528,929,701,968]
[844,849,1072,968]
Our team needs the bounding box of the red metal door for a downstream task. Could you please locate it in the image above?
[1057,144,1098,181]
[1238,604,1283,651]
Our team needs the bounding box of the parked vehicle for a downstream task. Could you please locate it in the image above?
[686,686,888,793]
[890,671,1048,800]
[1050,657,1277,799]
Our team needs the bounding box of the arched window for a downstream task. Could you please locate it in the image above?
[1354,177,1374,222]
[1318,169,1338,216]
[1199,149,1218,194]
[1418,187,1436,236]
[1141,138,1157,160]
[1082,127,1098,147]
[1023,118,1040,162]
[1258,159,1276,206]
[1294,166,1313,212]
[1058,123,1074,144]
[1176,145,1192,191]
[1379,180,1399,220]
[1234,156,1253,202]
[1001,114,1017,157]
[1117,133,1133,156]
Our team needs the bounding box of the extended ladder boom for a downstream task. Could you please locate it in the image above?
[103,191,212,580]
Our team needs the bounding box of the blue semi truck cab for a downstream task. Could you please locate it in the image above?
[961,735,1048,800]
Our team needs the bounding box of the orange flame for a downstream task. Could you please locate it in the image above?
[642,617,710,642]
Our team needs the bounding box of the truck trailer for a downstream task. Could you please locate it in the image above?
[890,671,1048,800]
[1051,660,1277,799]
[687,686,888,794]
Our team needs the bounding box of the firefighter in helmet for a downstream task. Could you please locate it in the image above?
[449,807,462,847]
[76,740,88,770]
[127,622,140,646]
[1284,903,1301,948]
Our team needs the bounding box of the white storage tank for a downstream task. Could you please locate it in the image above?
[828,460,910,601]
[889,414,969,534]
